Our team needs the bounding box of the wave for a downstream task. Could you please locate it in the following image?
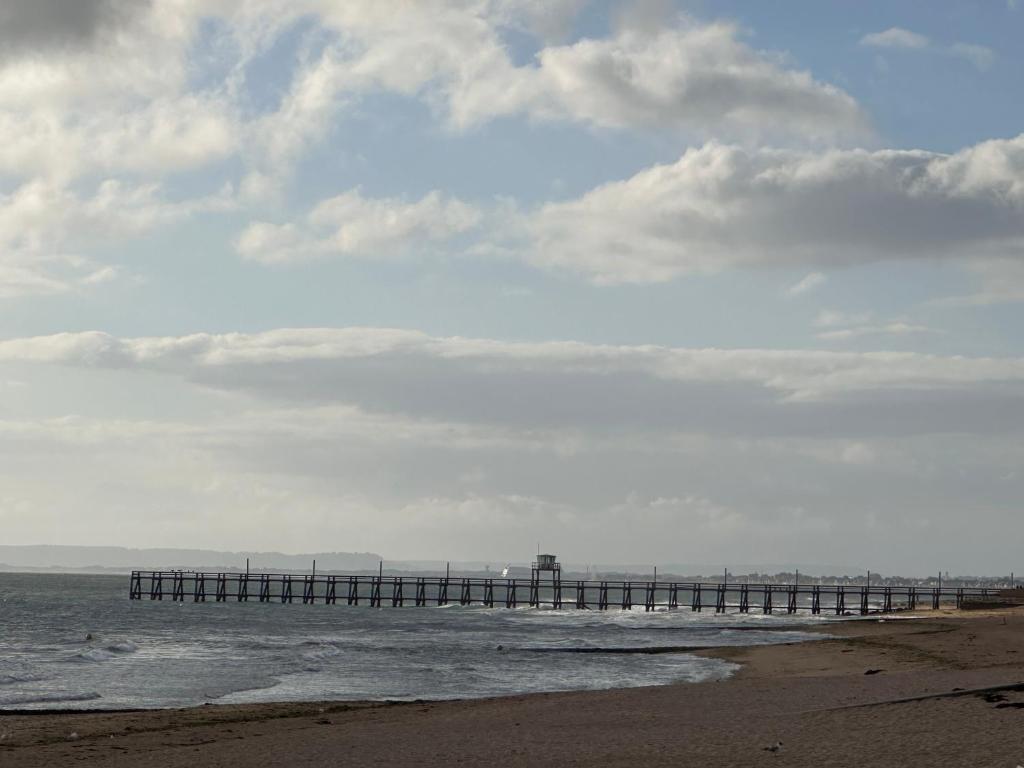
[521,644,708,655]
[0,691,102,706]
[70,640,139,662]
[0,672,47,686]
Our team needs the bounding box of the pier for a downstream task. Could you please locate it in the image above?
[128,570,1002,615]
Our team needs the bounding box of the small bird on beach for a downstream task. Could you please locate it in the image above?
[763,741,783,754]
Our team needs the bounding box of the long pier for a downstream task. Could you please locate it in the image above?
[128,571,1002,615]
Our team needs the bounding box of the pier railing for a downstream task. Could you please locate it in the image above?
[128,571,1003,615]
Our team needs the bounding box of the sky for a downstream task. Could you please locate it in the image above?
[0,0,1022,575]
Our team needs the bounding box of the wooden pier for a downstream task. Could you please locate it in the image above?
[128,570,1001,615]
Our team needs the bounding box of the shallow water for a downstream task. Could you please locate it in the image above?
[0,572,824,710]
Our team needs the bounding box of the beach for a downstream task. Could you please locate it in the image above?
[3,607,1023,767]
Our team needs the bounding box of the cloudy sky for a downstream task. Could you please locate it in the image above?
[1,1,1022,574]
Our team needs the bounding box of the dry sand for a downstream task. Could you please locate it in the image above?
[3,607,1024,767]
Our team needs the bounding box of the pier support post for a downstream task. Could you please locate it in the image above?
[598,581,608,610]
[259,575,270,603]
[811,585,820,615]
[762,584,773,614]
[715,584,726,614]
[739,584,749,613]
[129,571,142,600]
[281,576,292,604]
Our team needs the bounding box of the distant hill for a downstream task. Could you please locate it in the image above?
[0,545,383,573]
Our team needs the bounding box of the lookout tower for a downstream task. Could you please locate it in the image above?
[530,554,562,609]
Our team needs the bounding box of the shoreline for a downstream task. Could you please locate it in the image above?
[3,608,1024,766]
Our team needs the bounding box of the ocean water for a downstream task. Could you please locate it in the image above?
[0,573,824,710]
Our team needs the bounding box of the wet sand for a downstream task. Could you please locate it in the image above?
[3,607,1024,767]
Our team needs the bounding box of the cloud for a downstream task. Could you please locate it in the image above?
[860,27,930,49]
[236,190,482,264]
[3,327,1024,436]
[0,0,146,58]
[816,322,934,342]
[0,178,235,297]
[3,326,1024,569]
[931,259,1024,306]
[252,5,865,155]
[860,27,994,72]
[524,135,1024,284]
[949,42,995,71]
[787,272,826,297]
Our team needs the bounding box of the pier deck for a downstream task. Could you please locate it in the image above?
[128,571,1003,615]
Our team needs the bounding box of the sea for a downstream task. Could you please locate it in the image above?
[0,572,826,710]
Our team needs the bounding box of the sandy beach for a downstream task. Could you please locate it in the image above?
[3,607,1024,767]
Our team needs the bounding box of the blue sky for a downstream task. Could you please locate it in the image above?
[0,1,1022,573]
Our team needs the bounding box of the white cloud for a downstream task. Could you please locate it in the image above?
[254,5,865,150]
[787,272,826,297]
[0,178,235,297]
[860,27,994,72]
[236,190,482,264]
[931,259,1024,306]
[816,322,934,342]
[860,27,930,49]
[524,135,1024,284]
[3,329,1024,569]
[3,326,1024,413]
[949,42,995,72]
